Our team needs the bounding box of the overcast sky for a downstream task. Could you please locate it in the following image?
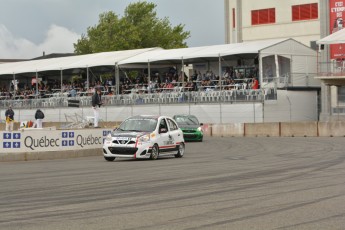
[0,0,225,59]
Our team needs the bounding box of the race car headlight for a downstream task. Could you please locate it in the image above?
[138,134,150,143]
[197,127,203,132]
[106,133,112,141]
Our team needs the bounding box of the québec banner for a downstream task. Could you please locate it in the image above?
[330,0,345,59]
[0,129,112,153]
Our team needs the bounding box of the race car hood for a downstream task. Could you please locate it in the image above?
[112,131,149,138]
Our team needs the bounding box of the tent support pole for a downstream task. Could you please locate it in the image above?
[115,63,119,95]
[86,66,89,90]
[219,54,222,90]
[13,73,16,97]
[275,54,279,90]
[60,69,63,92]
[148,60,151,84]
[182,57,184,87]
[36,71,38,98]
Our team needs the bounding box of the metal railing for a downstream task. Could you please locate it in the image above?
[0,89,277,109]
[318,61,345,76]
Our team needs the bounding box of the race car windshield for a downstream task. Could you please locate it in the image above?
[175,116,199,125]
[119,118,158,132]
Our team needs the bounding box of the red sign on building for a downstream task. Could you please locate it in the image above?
[330,0,345,59]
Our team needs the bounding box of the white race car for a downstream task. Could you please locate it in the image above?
[103,115,185,161]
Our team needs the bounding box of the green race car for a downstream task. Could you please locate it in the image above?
[173,115,203,142]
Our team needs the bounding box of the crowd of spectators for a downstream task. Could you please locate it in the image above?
[0,67,260,100]
[0,80,109,100]
[119,67,259,94]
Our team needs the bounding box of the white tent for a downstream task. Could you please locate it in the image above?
[118,39,288,65]
[118,38,318,88]
[317,28,345,45]
[0,47,161,75]
[0,39,314,73]
[0,47,161,94]
[0,38,318,90]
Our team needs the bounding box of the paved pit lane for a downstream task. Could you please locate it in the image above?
[1,137,345,230]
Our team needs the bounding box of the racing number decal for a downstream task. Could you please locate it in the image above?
[163,135,175,145]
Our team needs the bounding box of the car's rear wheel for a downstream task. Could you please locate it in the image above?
[150,144,159,160]
[104,156,115,161]
[175,142,185,158]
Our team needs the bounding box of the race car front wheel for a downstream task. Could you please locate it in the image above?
[150,144,159,160]
[175,142,185,158]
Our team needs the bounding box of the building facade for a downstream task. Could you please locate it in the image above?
[317,0,345,121]
[225,0,322,48]
[225,0,345,121]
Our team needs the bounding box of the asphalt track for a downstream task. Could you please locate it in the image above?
[1,137,345,230]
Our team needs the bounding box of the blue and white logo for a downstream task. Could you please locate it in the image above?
[2,133,21,149]
[13,142,20,148]
[3,142,11,148]
[3,133,11,139]
[103,130,111,143]
[103,130,111,136]
[61,131,75,146]
[62,140,68,146]
[13,133,21,139]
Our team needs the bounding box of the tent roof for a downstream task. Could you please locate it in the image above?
[0,38,313,75]
[0,48,161,75]
[118,39,288,65]
[317,28,345,45]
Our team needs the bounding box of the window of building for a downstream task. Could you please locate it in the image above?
[251,8,275,25]
[338,86,345,105]
[292,3,318,21]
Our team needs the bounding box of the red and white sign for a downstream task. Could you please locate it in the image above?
[330,0,345,59]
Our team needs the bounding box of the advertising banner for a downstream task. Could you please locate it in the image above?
[330,0,345,59]
[0,129,112,153]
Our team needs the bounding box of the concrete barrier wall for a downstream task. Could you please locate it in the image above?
[318,121,345,137]
[280,122,318,137]
[244,122,280,137]
[211,123,244,137]
[207,121,345,138]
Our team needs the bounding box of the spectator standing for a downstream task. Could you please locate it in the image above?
[34,109,45,128]
[5,105,14,131]
[252,77,259,89]
[70,88,77,97]
[91,87,103,128]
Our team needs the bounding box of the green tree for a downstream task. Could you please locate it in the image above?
[74,2,190,54]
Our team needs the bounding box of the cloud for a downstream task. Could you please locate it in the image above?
[0,24,80,59]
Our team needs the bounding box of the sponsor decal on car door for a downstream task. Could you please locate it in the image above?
[167,118,181,146]
[158,118,175,152]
